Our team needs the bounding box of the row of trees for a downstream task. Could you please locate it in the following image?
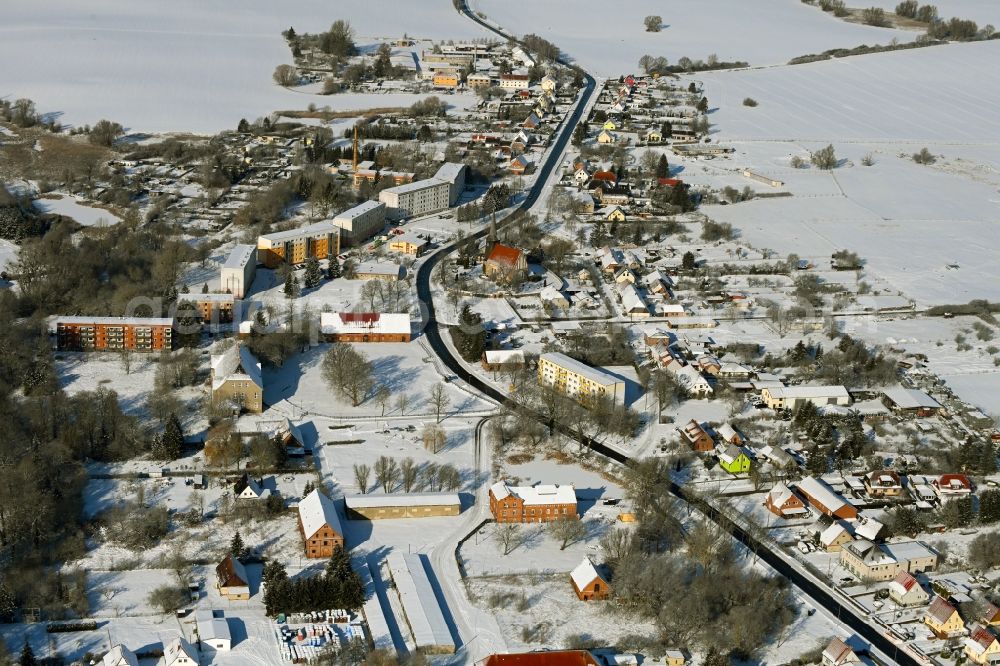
[352,457,461,493]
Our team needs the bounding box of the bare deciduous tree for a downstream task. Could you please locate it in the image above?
[429,383,451,423]
[373,456,399,493]
[548,516,587,550]
[353,463,371,494]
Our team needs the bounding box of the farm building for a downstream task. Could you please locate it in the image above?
[344,492,461,520]
[386,552,455,654]
[489,480,577,523]
[569,557,611,601]
[796,476,858,520]
[297,489,345,558]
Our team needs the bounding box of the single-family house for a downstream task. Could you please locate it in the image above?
[863,470,903,498]
[195,609,232,652]
[819,522,854,552]
[925,596,965,638]
[822,638,861,666]
[882,386,942,417]
[216,553,250,600]
[979,601,1000,627]
[597,129,616,144]
[717,423,743,445]
[510,155,531,174]
[933,474,973,498]
[965,624,1000,665]
[765,482,808,518]
[540,286,571,310]
[570,557,611,601]
[681,420,714,452]
[210,344,263,414]
[102,645,139,666]
[719,445,752,474]
[645,129,663,143]
[234,474,269,500]
[482,350,526,372]
[157,637,199,666]
[888,571,929,607]
[663,650,686,666]
[604,205,627,222]
[674,364,712,397]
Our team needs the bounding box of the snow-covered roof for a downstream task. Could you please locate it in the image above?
[355,261,404,278]
[298,489,344,540]
[540,286,568,304]
[102,645,139,666]
[888,571,921,598]
[320,312,411,336]
[764,385,849,400]
[386,552,454,651]
[345,492,461,509]
[796,476,853,514]
[195,610,231,645]
[158,637,199,666]
[819,522,850,546]
[259,219,338,244]
[854,518,884,541]
[570,557,604,590]
[332,200,384,222]
[490,479,576,506]
[52,316,174,328]
[540,352,622,387]
[882,386,941,410]
[618,284,648,313]
[380,177,448,196]
[717,424,739,441]
[222,244,255,269]
[210,344,262,392]
[483,350,525,365]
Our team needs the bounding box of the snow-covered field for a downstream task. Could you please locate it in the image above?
[471,0,913,74]
[34,193,122,226]
[0,0,490,133]
[700,41,1000,142]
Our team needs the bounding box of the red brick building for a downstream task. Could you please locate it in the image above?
[570,557,611,601]
[485,651,601,666]
[489,480,577,523]
[297,489,345,558]
[320,312,412,343]
[51,316,174,352]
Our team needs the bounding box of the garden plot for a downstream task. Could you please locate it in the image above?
[471,0,912,74]
[0,0,490,133]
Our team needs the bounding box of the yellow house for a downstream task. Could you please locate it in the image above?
[602,120,617,131]
[663,650,685,666]
[605,206,627,222]
[646,130,663,143]
[924,596,965,638]
[597,130,616,144]
[965,625,1000,665]
[388,232,428,257]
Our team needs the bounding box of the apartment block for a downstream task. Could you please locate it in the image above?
[257,220,341,269]
[330,200,386,247]
[537,351,625,406]
[219,244,256,298]
[51,317,174,352]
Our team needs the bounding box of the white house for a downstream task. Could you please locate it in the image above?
[196,610,232,652]
[102,645,139,666]
[674,364,712,397]
[157,637,199,666]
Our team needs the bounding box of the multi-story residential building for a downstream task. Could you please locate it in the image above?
[298,489,344,558]
[210,343,263,414]
[219,244,256,298]
[537,352,625,406]
[51,316,174,352]
[330,200,386,246]
[432,70,461,88]
[840,539,938,582]
[257,220,341,268]
[489,480,577,523]
[499,73,530,90]
[378,163,466,219]
[320,312,412,343]
[184,293,235,323]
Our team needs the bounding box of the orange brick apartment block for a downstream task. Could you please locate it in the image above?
[489,480,577,523]
[257,220,341,269]
[51,316,174,352]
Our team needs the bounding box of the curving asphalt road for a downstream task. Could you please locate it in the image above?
[417,3,918,666]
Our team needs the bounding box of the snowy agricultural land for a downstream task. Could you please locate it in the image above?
[471,0,914,74]
[0,0,491,133]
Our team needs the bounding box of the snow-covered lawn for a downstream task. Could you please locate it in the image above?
[471,0,913,74]
[0,0,490,133]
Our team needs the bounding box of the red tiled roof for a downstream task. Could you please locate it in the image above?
[893,571,918,591]
[592,171,617,182]
[485,652,601,666]
[969,624,999,650]
[934,474,971,490]
[926,596,957,624]
[487,243,523,267]
[658,177,684,187]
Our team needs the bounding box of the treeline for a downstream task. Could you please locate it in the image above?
[0,185,52,242]
[788,39,945,65]
[262,547,365,616]
[521,34,561,62]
